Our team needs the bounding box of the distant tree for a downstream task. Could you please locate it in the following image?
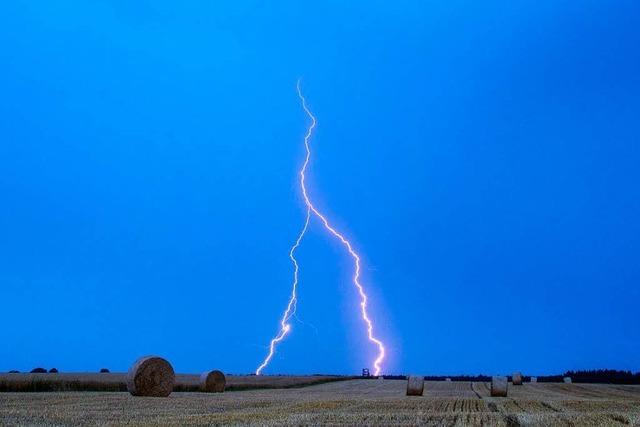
[563,369,639,384]
[423,375,491,382]
[30,368,47,373]
[99,368,110,373]
[48,368,58,373]
[537,369,640,384]
[382,375,407,380]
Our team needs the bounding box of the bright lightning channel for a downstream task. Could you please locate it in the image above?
[255,206,310,376]
[255,80,386,376]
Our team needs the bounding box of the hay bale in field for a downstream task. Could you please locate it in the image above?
[512,371,523,385]
[126,356,175,397]
[530,376,537,383]
[30,368,47,373]
[406,375,424,396]
[445,378,452,382]
[199,370,226,393]
[491,376,508,397]
[49,368,58,373]
[563,377,572,384]
[99,368,110,373]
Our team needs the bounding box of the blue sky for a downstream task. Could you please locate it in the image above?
[1,1,639,376]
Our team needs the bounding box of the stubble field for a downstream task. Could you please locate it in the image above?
[0,373,346,393]
[1,379,639,426]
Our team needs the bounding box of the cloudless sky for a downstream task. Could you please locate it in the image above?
[1,1,639,376]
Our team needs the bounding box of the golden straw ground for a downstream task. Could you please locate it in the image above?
[1,379,639,426]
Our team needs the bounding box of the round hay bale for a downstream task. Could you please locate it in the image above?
[530,376,537,383]
[491,376,508,397]
[127,356,175,397]
[406,375,424,396]
[563,377,572,384]
[445,378,452,382]
[512,371,523,385]
[199,370,226,393]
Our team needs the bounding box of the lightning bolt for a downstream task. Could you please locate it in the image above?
[256,80,386,376]
[255,206,310,376]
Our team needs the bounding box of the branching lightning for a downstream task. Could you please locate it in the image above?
[255,206,310,376]
[256,80,386,376]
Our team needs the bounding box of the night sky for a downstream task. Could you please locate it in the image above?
[1,1,639,376]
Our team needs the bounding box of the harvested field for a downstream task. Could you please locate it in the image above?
[0,373,348,393]
[1,379,639,426]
